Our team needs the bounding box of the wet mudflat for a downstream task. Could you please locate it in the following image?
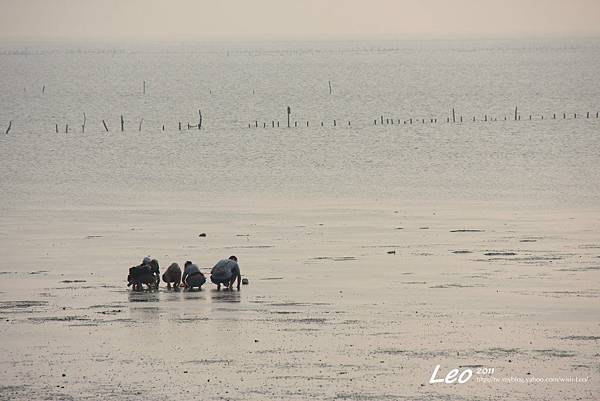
[1,39,599,400]
[0,202,598,401]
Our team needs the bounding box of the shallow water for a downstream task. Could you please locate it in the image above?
[0,39,599,400]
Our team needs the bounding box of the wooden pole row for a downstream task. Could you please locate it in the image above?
[248,120,351,128]
[373,110,599,125]
[46,110,203,133]
[50,120,203,133]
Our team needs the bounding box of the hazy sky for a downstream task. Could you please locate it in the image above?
[1,0,599,41]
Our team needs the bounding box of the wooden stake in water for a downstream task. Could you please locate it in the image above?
[5,120,12,135]
[198,109,202,129]
[452,108,456,123]
[120,115,124,131]
[328,80,332,95]
[287,106,291,128]
[143,80,146,94]
[139,118,143,131]
[55,123,58,133]
[102,120,109,132]
[82,113,86,133]
[514,106,518,121]
[65,124,69,133]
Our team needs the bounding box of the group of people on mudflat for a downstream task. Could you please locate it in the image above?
[127,255,242,291]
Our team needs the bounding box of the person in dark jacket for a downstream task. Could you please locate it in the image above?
[162,262,182,289]
[182,261,206,290]
[127,256,160,290]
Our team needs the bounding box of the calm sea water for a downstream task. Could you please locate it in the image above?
[1,39,599,209]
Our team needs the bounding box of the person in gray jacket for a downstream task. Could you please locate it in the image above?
[210,256,241,290]
[182,261,206,290]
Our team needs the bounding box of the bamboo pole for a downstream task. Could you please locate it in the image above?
[102,120,109,132]
[5,121,12,135]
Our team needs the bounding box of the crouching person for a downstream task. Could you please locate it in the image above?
[162,262,182,289]
[182,261,206,290]
[128,256,160,291]
[210,256,241,291]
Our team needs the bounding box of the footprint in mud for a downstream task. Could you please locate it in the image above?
[557,266,600,272]
[430,283,484,288]
[29,315,90,322]
[533,349,577,358]
[0,300,48,312]
[182,359,232,365]
[306,256,356,263]
[560,336,600,341]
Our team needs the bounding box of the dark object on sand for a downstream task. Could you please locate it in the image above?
[387,250,396,255]
[128,258,160,291]
[199,233,207,237]
[162,263,182,288]
[242,278,249,285]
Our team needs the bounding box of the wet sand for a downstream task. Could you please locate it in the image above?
[0,199,598,400]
